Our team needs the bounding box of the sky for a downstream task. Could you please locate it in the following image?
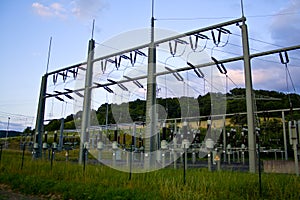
[0,0,300,131]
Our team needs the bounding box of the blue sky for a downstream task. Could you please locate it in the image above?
[1,0,300,131]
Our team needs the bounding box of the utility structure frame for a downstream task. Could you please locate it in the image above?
[34,16,300,173]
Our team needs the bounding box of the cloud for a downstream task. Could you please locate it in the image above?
[71,0,107,20]
[0,121,27,132]
[32,2,52,17]
[32,1,107,21]
[270,0,300,46]
[268,1,300,93]
[32,2,67,19]
[225,61,300,93]
[227,68,245,87]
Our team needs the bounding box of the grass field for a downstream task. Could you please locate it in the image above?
[0,149,299,200]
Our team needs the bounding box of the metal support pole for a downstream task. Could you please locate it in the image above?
[173,137,177,169]
[5,117,10,149]
[293,141,299,176]
[282,111,288,160]
[162,151,166,168]
[208,151,212,171]
[112,151,116,167]
[133,123,137,150]
[240,20,257,173]
[173,150,177,169]
[21,143,26,170]
[291,122,299,176]
[83,147,87,172]
[183,144,187,185]
[50,148,54,170]
[223,115,227,162]
[184,147,188,171]
[129,145,133,180]
[58,118,64,151]
[174,119,177,134]
[34,74,48,158]
[227,150,231,164]
[257,130,262,196]
[144,16,157,169]
[79,39,95,164]
[242,151,245,165]
[192,151,196,165]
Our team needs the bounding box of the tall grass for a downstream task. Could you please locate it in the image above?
[0,150,299,200]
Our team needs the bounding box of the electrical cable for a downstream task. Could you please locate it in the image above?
[231,32,300,55]
[155,12,300,21]
[279,51,298,111]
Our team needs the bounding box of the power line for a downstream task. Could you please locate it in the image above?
[0,111,34,119]
[232,32,300,56]
[156,12,300,21]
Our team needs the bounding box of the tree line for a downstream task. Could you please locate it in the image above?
[24,88,300,133]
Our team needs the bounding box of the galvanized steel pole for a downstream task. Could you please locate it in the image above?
[240,20,257,173]
[34,74,47,158]
[79,39,95,164]
[282,111,288,160]
[144,14,157,169]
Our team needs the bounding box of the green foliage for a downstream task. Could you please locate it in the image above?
[22,127,33,134]
[65,114,74,122]
[44,88,300,132]
[64,121,76,129]
[44,119,61,132]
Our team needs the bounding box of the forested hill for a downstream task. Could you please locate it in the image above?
[39,88,300,132]
[0,130,22,138]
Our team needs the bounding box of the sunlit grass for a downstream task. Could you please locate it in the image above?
[0,150,299,200]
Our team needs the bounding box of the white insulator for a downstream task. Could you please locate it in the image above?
[97,141,104,150]
[227,144,232,154]
[207,119,211,126]
[161,140,168,150]
[112,141,118,150]
[33,143,39,149]
[84,142,89,149]
[42,143,48,149]
[206,138,214,150]
[181,139,190,149]
[52,142,57,149]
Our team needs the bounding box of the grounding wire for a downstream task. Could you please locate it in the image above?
[285,63,297,94]
[231,32,300,55]
[208,43,300,70]
[155,12,300,21]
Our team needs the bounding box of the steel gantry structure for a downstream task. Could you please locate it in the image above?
[34,16,300,173]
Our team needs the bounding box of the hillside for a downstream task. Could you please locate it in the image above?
[0,130,22,138]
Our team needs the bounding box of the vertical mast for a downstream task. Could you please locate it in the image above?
[144,0,157,168]
[34,37,52,158]
[79,21,95,164]
[241,17,257,173]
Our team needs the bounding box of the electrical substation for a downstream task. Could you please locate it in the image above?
[32,14,300,175]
